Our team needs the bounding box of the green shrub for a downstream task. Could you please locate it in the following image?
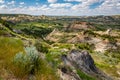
[35,60,59,80]
[10,46,58,79]
[46,49,62,69]
[11,46,41,78]
[35,41,50,53]
[21,27,53,38]
[100,34,116,44]
[84,30,97,36]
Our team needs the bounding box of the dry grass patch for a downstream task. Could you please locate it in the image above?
[0,37,24,79]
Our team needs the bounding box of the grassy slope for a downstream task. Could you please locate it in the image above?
[0,37,24,79]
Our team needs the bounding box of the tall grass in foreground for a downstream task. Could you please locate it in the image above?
[0,37,24,65]
[0,37,24,79]
[10,46,58,79]
[0,37,58,79]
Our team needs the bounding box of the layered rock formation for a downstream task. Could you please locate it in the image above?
[60,50,112,80]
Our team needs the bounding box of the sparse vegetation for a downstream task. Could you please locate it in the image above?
[75,43,95,53]
[100,34,117,44]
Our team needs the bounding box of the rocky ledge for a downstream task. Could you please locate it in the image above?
[59,50,112,80]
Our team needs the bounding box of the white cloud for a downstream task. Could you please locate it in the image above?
[64,0,83,2]
[64,0,102,3]
[0,0,4,4]
[0,5,7,9]
[71,0,120,15]
[20,2,25,5]
[49,3,72,8]
[117,3,120,6]
[94,0,120,14]
[48,0,57,3]
[71,4,86,10]
[71,0,105,10]
[28,6,38,11]
[7,1,15,5]
[39,5,50,10]
[0,0,120,16]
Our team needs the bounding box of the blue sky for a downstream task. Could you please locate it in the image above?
[0,0,120,16]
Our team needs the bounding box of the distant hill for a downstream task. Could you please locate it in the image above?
[0,14,30,17]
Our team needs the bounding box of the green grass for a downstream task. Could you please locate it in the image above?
[0,37,24,79]
[46,49,62,69]
[0,77,3,80]
[0,40,58,79]
[13,21,61,29]
[0,37,24,63]
[10,46,58,79]
[91,52,120,78]
[35,41,50,53]
[35,59,59,80]
[75,43,94,53]
[0,30,9,35]
[2,23,34,41]
[77,70,96,80]
[95,63,119,77]
[52,43,73,50]
[10,46,40,78]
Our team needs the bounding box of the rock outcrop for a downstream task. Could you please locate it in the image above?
[60,50,112,80]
